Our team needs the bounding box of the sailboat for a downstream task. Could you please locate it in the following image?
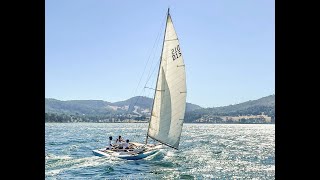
[92,8,187,160]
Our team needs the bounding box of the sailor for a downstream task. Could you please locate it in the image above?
[116,135,125,149]
[116,135,124,144]
[106,136,113,150]
[123,139,130,149]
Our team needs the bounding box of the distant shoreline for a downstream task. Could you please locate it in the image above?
[45,95,275,124]
[45,122,274,124]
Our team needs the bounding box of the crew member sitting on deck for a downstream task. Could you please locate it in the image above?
[123,139,130,149]
[116,136,124,144]
[115,135,125,149]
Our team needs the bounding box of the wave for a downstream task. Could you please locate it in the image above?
[45,155,114,177]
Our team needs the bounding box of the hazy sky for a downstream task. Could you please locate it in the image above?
[45,0,274,108]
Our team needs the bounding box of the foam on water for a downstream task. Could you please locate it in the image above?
[46,123,275,179]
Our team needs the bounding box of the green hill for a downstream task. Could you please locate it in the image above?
[185,95,275,122]
[45,96,202,115]
[45,95,275,123]
[45,98,113,115]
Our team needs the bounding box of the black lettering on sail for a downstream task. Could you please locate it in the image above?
[171,45,182,61]
[177,45,182,56]
[171,49,176,60]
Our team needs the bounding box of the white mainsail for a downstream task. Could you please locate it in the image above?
[147,9,187,149]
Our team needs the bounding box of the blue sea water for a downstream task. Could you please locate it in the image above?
[45,123,275,179]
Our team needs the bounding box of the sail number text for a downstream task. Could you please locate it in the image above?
[171,45,181,61]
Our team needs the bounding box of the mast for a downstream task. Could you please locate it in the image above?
[145,8,170,144]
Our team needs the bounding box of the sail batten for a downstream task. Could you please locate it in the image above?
[147,11,187,149]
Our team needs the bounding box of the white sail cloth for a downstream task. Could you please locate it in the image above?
[147,13,187,149]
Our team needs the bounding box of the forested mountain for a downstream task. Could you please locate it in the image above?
[45,95,275,123]
[185,95,275,122]
[45,98,112,115]
[45,96,202,115]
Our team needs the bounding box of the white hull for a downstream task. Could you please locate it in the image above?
[92,142,162,160]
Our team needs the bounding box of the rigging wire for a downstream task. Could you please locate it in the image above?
[128,12,167,113]
[145,61,160,98]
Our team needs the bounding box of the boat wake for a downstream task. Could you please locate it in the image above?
[45,154,114,177]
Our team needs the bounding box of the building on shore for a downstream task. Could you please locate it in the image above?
[195,113,272,124]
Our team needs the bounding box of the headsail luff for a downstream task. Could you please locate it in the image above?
[146,8,187,149]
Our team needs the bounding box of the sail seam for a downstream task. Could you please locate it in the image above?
[165,38,178,41]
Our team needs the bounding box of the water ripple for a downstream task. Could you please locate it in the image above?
[46,123,275,179]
